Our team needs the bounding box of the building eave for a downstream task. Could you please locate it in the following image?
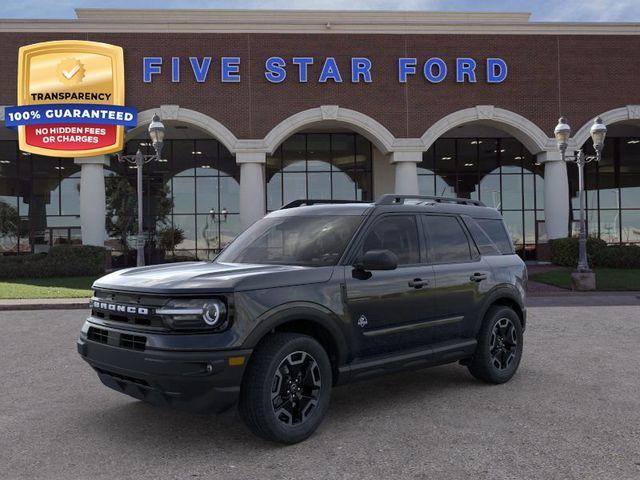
[0,9,638,35]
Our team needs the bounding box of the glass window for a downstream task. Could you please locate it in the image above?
[478,139,499,175]
[307,172,332,199]
[462,217,501,256]
[173,140,195,176]
[434,139,456,177]
[332,134,355,171]
[332,171,356,200]
[361,215,420,265]
[218,215,363,266]
[195,177,219,214]
[621,174,640,209]
[621,210,640,243]
[172,177,195,214]
[282,135,306,172]
[599,210,620,243]
[266,133,373,211]
[476,218,514,254]
[501,175,523,210]
[307,134,331,171]
[423,215,471,263]
[500,138,523,174]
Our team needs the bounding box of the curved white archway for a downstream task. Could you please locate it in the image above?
[128,105,239,153]
[263,105,396,155]
[420,105,553,154]
[572,105,640,148]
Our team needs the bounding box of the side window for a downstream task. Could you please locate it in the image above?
[475,218,514,254]
[361,215,420,265]
[422,215,472,263]
[462,216,501,256]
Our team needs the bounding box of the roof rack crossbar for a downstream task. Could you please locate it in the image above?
[280,199,367,209]
[375,194,485,207]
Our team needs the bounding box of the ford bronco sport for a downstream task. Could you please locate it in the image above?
[78,194,527,444]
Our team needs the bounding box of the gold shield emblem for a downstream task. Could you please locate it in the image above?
[16,40,125,157]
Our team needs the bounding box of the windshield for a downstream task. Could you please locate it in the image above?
[216,215,363,267]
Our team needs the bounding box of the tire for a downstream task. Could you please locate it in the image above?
[467,306,523,384]
[239,333,332,444]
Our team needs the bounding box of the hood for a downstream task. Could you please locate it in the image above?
[93,261,334,295]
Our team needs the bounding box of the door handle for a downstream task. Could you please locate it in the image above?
[408,278,429,289]
[470,272,488,282]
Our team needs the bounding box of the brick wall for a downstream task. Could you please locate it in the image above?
[0,32,638,140]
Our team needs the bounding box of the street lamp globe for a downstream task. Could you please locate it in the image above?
[590,116,607,154]
[148,113,165,156]
[554,117,571,153]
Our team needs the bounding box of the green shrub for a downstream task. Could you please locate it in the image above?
[550,237,640,268]
[0,245,106,279]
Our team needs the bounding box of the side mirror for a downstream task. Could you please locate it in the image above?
[356,249,398,271]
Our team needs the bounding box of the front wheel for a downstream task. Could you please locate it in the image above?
[239,333,332,444]
[467,306,523,384]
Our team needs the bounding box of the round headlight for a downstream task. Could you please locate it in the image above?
[203,301,226,326]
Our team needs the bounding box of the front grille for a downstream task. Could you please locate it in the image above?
[120,333,146,351]
[90,290,167,330]
[87,327,108,344]
[87,326,147,351]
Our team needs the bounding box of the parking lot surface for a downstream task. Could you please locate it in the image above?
[1,305,639,480]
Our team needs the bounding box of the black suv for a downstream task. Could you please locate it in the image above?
[78,195,526,444]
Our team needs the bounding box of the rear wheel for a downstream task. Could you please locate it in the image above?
[468,306,523,384]
[239,333,332,444]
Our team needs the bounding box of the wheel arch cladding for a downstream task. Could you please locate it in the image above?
[242,305,349,381]
[477,289,526,335]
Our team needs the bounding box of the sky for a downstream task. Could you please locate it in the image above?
[1,0,639,22]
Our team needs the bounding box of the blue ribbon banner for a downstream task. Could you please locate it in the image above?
[4,104,137,128]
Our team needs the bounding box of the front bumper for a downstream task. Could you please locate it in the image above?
[77,321,251,413]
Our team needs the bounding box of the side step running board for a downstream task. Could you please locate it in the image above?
[336,339,477,384]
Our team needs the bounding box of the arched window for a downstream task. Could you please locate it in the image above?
[266,133,373,211]
[419,137,544,258]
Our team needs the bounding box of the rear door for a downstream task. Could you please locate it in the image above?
[421,214,491,342]
[343,214,436,357]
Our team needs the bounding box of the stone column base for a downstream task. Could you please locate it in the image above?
[571,271,596,291]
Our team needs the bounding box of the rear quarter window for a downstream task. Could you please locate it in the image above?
[474,218,515,255]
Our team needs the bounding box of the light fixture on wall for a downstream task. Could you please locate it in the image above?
[553,116,607,286]
[116,113,166,267]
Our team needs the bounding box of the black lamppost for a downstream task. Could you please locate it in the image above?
[553,116,607,287]
[117,114,166,267]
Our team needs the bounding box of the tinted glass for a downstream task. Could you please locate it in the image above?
[462,217,501,256]
[361,215,420,265]
[476,218,514,254]
[217,215,362,267]
[423,215,471,263]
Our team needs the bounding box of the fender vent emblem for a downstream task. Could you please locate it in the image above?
[357,315,368,328]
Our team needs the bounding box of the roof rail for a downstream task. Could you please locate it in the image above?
[375,194,485,207]
[280,199,368,209]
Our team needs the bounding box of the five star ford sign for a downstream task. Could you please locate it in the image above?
[4,40,137,157]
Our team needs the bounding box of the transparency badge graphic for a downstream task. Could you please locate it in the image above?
[5,40,136,157]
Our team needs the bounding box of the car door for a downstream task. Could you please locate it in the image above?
[343,214,436,357]
[421,214,490,343]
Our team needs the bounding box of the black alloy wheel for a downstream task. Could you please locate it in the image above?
[490,317,518,371]
[239,333,332,444]
[467,305,523,384]
[271,351,322,426]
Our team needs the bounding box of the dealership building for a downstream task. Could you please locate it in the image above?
[0,8,639,260]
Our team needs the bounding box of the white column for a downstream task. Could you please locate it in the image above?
[391,151,421,195]
[538,151,569,239]
[74,155,109,246]
[237,151,266,230]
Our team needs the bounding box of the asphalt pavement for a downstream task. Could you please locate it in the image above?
[1,305,639,480]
